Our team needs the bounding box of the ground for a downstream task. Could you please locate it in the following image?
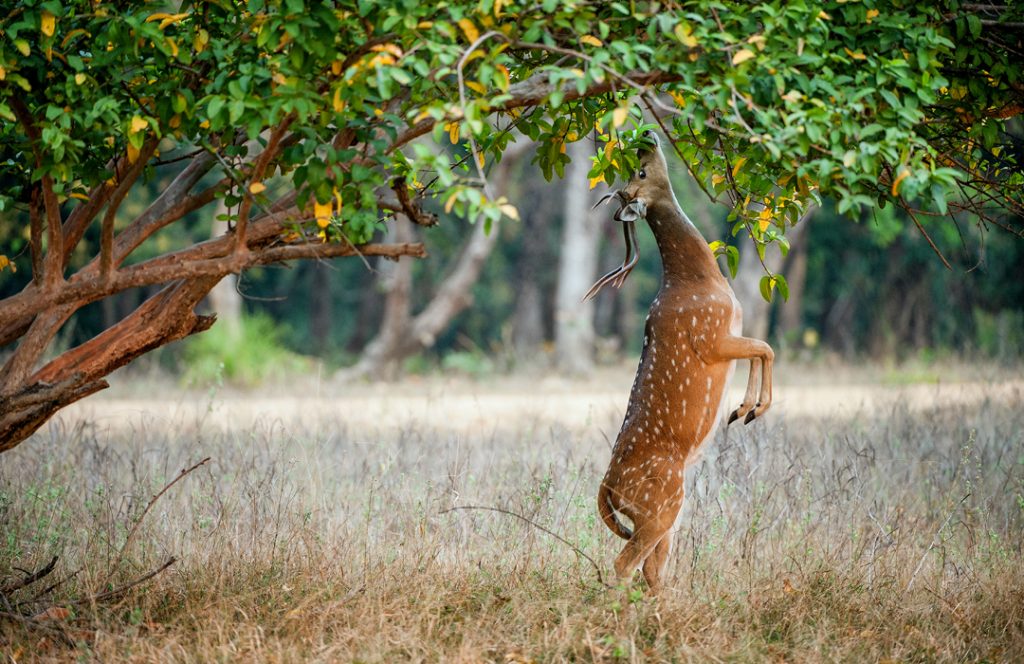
[1,360,1022,662]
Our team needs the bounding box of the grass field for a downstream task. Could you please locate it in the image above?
[1,364,1023,662]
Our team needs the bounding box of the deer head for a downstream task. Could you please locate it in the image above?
[583,130,667,301]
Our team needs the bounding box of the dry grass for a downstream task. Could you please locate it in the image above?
[1,368,1023,662]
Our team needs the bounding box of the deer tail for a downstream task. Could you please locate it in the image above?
[598,482,633,540]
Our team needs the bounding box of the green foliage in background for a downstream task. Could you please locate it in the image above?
[182,313,308,387]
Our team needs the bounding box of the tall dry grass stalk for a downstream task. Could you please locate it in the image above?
[1,380,1022,661]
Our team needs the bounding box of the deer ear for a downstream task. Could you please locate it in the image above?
[615,199,647,222]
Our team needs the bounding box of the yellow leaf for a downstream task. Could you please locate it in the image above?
[444,191,458,213]
[0,255,10,272]
[446,121,460,144]
[166,37,179,58]
[495,64,510,90]
[711,173,726,186]
[129,115,148,135]
[758,206,772,232]
[466,81,486,95]
[580,35,603,47]
[333,87,346,113]
[866,9,879,23]
[194,28,209,53]
[0,65,5,81]
[14,39,30,56]
[74,73,87,85]
[331,60,343,76]
[457,18,480,44]
[612,106,629,128]
[731,156,747,177]
[159,13,189,30]
[731,48,755,65]
[476,151,485,168]
[249,182,266,194]
[334,188,343,211]
[494,0,505,17]
[674,23,698,48]
[843,48,866,60]
[498,203,519,220]
[817,10,831,20]
[314,200,332,228]
[40,11,56,37]
[169,114,181,128]
[589,173,605,189]
[371,43,404,58]
[126,143,140,164]
[891,168,910,196]
[417,21,434,29]
[668,90,687,107]
[747,34,766,50]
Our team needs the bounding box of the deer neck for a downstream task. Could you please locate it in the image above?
[645,197,722,285]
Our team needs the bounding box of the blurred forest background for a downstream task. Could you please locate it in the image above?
[2,137,1022,385]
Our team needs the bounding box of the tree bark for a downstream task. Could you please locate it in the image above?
[554,141,601,375]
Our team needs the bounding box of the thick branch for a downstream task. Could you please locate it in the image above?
[101,140,159,279]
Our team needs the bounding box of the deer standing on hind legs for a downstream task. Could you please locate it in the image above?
[590,130,774,594]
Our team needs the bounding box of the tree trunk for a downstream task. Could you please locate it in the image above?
[554,141,601,375]
[206,213,242,339]
[342,218,416,379]
[511,199,550,361]
[340,136,533,380]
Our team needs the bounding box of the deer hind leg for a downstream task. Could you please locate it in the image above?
[641,531,673,593]
[709,335,774,424]
[613,516,671,587]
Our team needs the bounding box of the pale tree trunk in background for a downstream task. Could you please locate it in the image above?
[511,194,554,361]
[344,217,416,379]
[554,141,601,375]
[206,206,242,338]
[733,213,811,340]
[340,137,532,380]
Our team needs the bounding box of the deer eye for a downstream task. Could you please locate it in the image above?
[638,168,647,179]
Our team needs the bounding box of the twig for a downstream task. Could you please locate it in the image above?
[77,557,177,605]
[103,457,210,581]
[901,202,953,270]
[0,556,58,596]
[440,505,610,587]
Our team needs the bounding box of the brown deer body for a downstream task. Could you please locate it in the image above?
[595,132,773,592]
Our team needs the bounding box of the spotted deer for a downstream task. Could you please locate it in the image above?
[591,130,774,592]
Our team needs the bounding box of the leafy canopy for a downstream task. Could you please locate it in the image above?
[1,0,1021,282]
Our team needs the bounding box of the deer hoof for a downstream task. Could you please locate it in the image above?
[727,409,741,425]
[743,409,758,425]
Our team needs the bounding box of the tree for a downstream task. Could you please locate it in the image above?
[1,1,1022,452]
[554,140,601,375]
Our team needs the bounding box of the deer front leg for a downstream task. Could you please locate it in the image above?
[709,335,774,424]
[727,357,761,425]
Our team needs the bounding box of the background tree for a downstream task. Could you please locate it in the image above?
[2,0,1023,452]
